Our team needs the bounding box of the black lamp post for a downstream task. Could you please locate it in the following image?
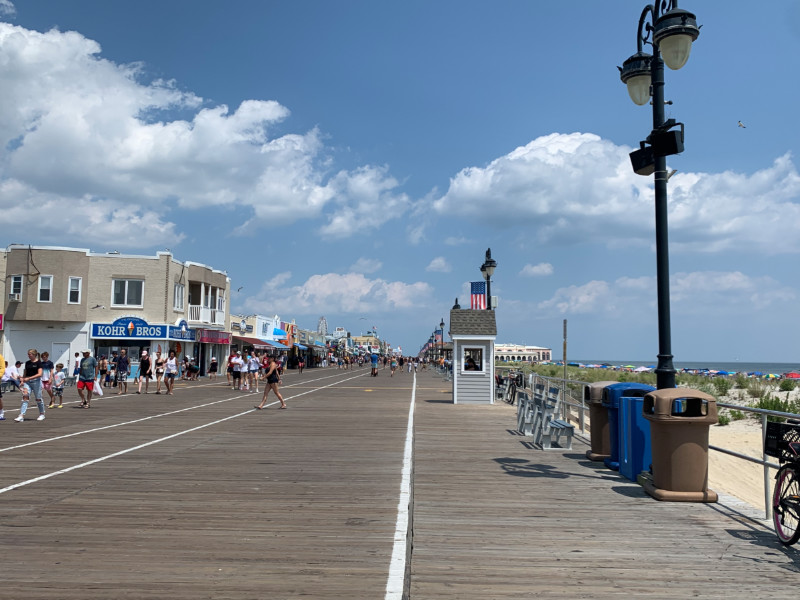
[439,317,445,360]
[480,248,497,310]
[619,2,699,390]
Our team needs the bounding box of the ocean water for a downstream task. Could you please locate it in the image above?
[572,359,799,375]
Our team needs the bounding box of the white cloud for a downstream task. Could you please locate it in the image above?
[433,133,800,255]
[317,165,411,239]
[243,271,433,316]
[349,257,382,274]
[520,263,553,277]
[0,23,408,247]
[0,0,15,17]
[536,271,795,318]
[0,179,183,249]
[425,257,451,273]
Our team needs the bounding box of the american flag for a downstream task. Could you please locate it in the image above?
[434,329,443,343]
[470,281,486,309]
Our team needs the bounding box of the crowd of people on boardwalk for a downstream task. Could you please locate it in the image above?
[0,346,440,423]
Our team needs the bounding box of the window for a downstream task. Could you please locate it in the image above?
[11,275,23,296]
[112,279,144,307]
[38,275,53,302]
[68,277,82,304]
[462,347,484,372]
[173,283,185,311]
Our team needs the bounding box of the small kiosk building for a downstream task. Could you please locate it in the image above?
[450,308,497,404]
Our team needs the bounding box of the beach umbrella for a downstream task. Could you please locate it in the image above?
[785,372,800,379]
[633,366,650,372]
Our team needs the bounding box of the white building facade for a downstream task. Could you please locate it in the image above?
[495,343,551,363]
[1,246,230,374]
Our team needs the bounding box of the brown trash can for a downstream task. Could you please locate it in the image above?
[642,388,718,503]
[585,381,617,461]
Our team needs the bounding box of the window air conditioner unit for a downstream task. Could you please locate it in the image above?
[8,293,21,302]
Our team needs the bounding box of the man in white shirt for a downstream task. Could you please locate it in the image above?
[231,351,244,390]
[2,360,22,389]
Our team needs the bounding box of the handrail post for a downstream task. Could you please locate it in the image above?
[762,412,770,521]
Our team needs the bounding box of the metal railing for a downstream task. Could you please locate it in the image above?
[509,370,798,520]
[188,305,226,326]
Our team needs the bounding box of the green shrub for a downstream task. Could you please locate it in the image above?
[712,378,732,397]
[733,374,748,389]
[730,409,746,421]
[747,379,768,399]
[717,414,731,426]
[779,379,797,392]
[750,396,800,422]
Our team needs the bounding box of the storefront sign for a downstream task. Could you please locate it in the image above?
[197,329,230,344]
[92,317,167,339]
[168,325,196,341]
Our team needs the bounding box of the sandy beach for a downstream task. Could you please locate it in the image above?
[708,418,768,510]
[702,386,799,512]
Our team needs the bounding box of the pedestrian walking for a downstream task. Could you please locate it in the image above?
[52,363,66,408]
[77,349,97,408]
[40,351,56,408]
[207,357,218,381]
[254,356,286,410]
[137,350,153,394]
[16,348,46,422]
[115,349,130,394]
[164,350,178,395]
[154,351,165,394]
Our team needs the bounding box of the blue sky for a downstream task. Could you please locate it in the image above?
[1,1,799,363]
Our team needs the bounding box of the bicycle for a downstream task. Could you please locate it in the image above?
[764,419,800,546]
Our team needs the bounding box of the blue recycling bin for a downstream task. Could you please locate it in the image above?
[619,393,654,482]
[602,383,656,472]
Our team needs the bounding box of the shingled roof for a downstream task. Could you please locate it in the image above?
[449,309,497,337]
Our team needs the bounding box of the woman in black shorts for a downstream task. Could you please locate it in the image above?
[254,356,286,410]
[208,357,218,381]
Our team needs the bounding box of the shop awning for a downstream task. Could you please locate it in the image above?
[259,339,291,350]
[233,335,270,349]
[273,328,287,337]
[295,343,308,350]
[314,341,326,347]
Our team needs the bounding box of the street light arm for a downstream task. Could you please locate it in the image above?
[635,5,655,53]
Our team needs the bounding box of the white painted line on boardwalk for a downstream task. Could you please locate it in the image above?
[0,371,369,495]
[385,372,415,600]
[0,370,367,453]
[1,368,360,415]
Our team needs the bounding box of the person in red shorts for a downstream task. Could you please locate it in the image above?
[77,349,97,408]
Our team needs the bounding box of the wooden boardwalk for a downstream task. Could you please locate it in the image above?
[0,367,796,599]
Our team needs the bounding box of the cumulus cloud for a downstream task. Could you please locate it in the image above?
[0,22,408,248]
[243,271,433,316]
[0,0,15,17]
[425,257,451,273]
[433,133,800,255]
[317,165,411,238]
[520,263,553,277]
[537,271,795,318]
[349,257,382,274]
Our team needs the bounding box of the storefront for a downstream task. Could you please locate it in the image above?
[196,328,230,375]
[91,316,197,378]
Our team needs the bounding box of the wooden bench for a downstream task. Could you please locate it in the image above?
[516,390,533,434]
[529,385,575,450]
[540,418,575,450]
